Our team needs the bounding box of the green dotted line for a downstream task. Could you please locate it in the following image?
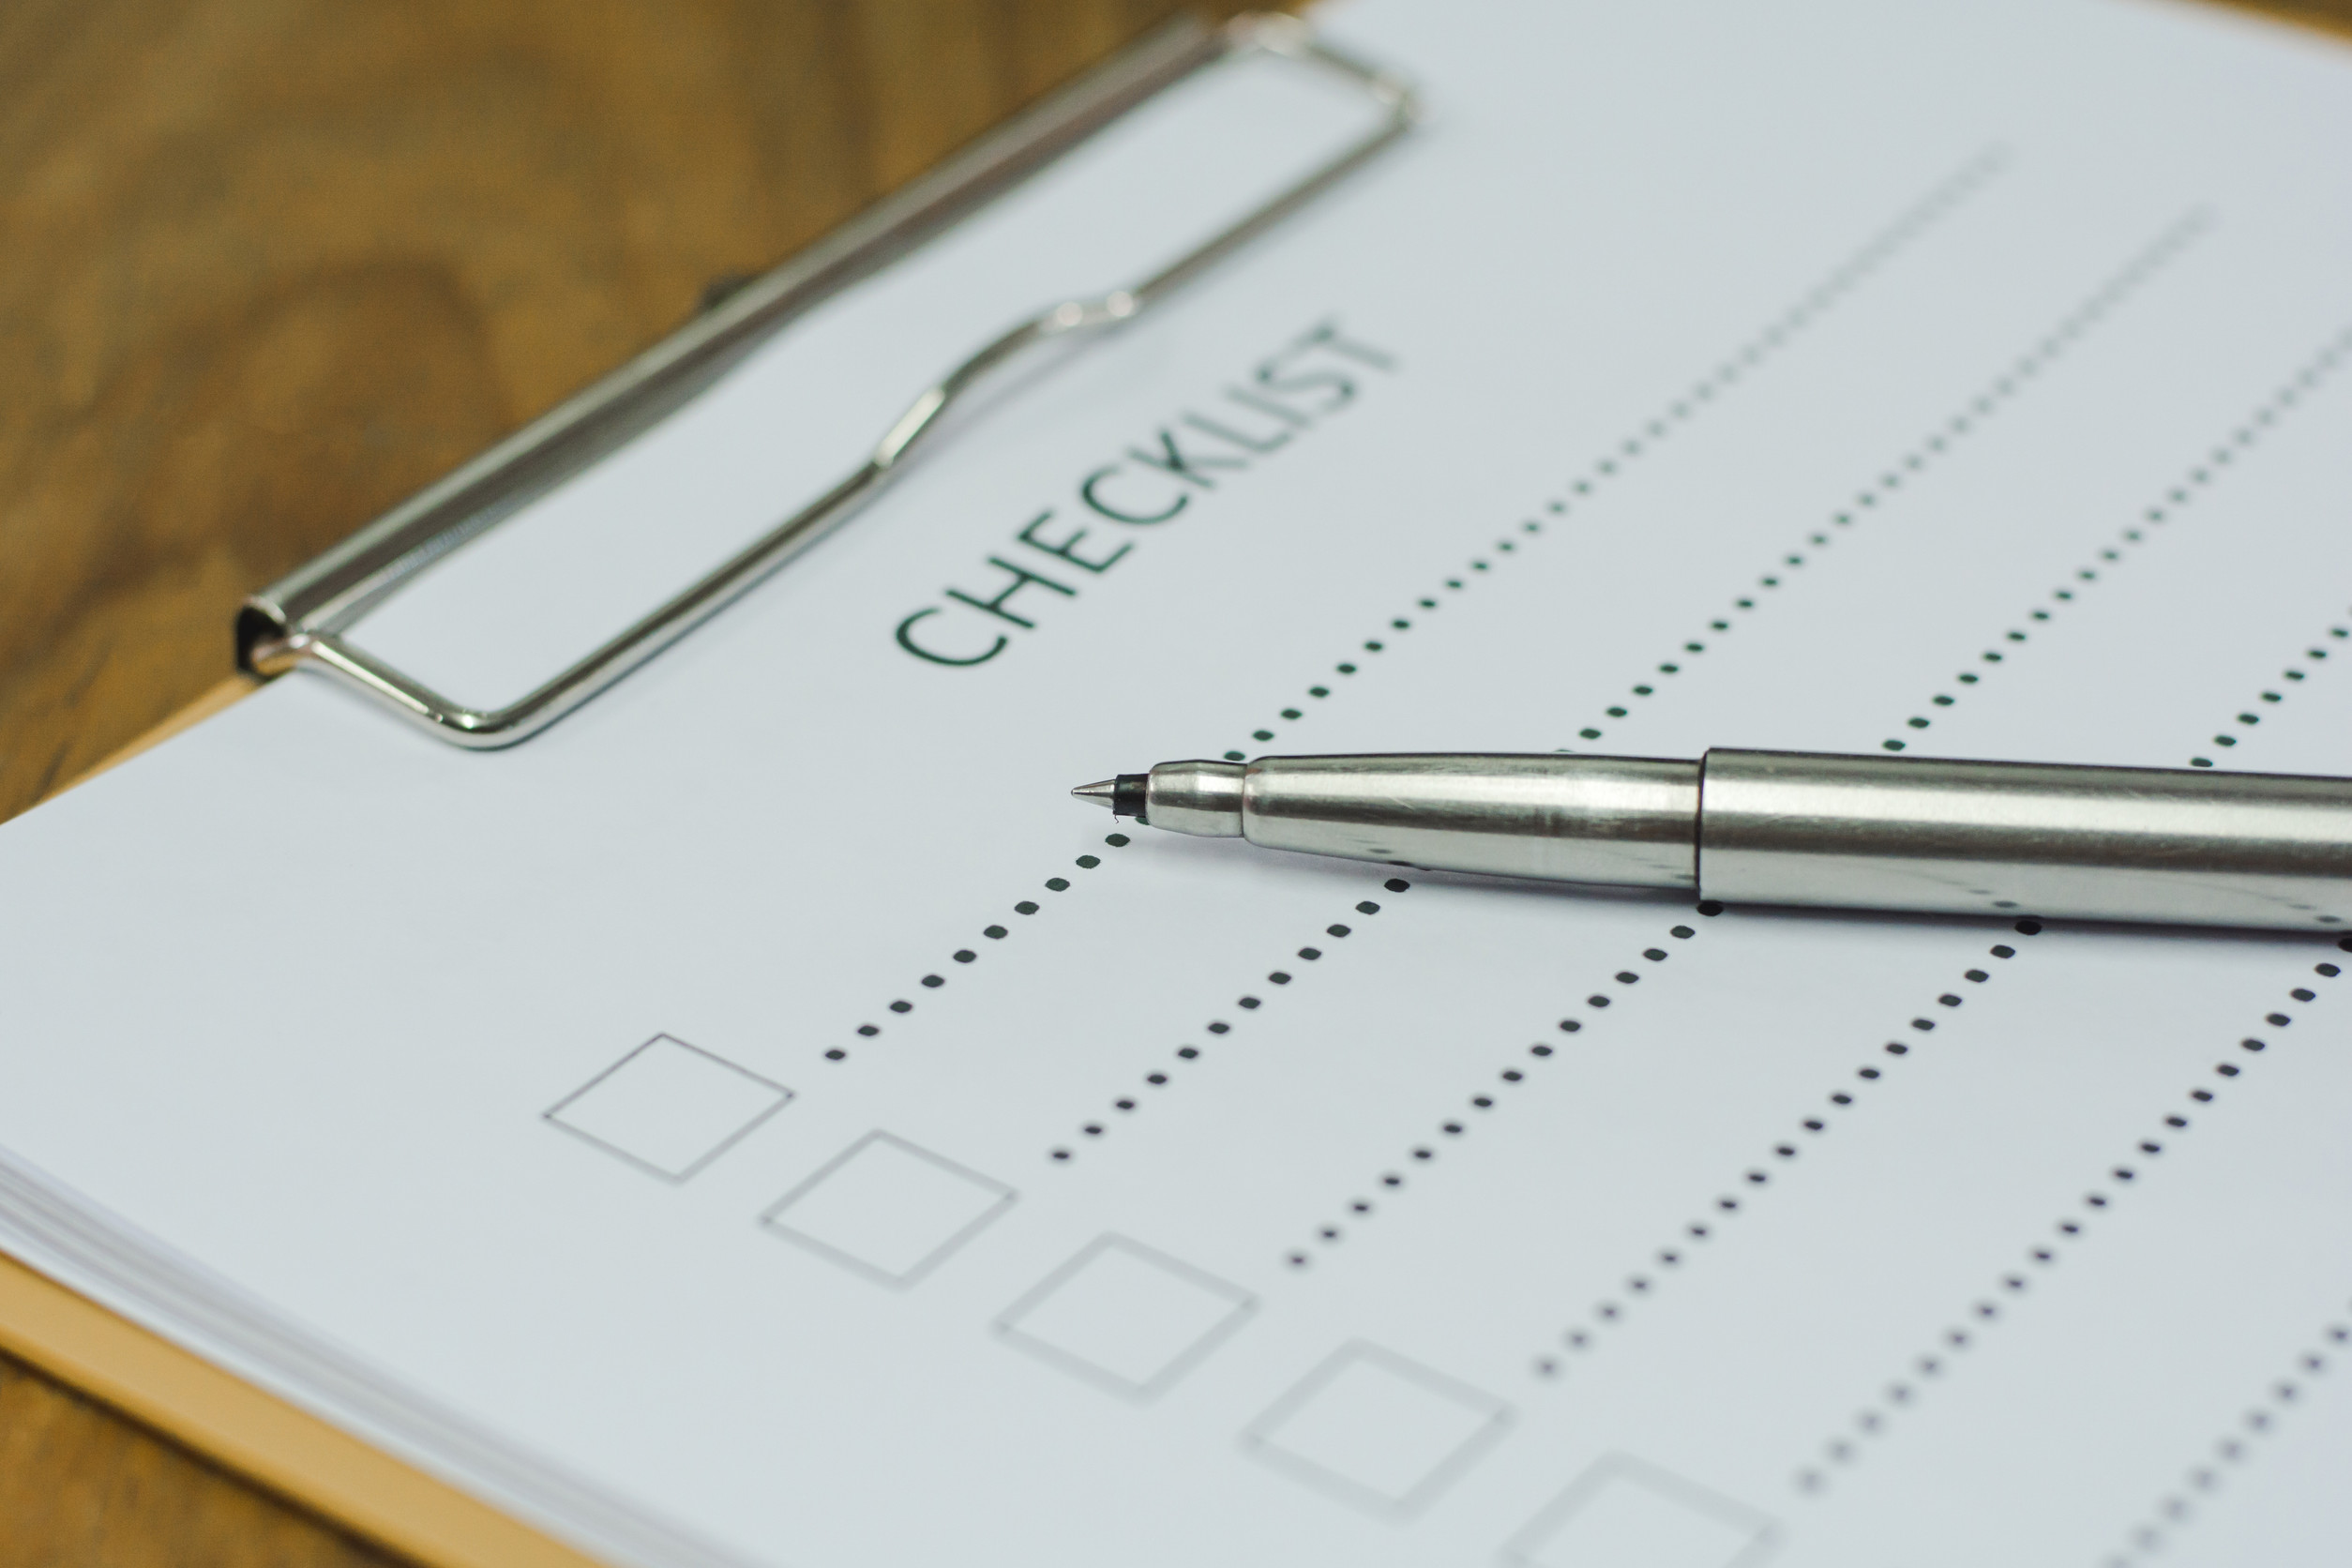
[1510,921,2043,1368]
[1514,660,2352,1414]
[1285,905,1724,1270]
[1877,323,2352,755]
[1566,205,2213,751]
[828,831,1133,1060]
[1794,948,2345,1496]
[2104,1301,2352,1564]
[2188,607,2352,769]
[1214,146,2013,762]
[1046,881,1413,1163]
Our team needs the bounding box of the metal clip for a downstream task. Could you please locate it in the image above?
[239,14,1419,748]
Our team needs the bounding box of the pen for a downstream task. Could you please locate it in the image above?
[1072,750,2352,931]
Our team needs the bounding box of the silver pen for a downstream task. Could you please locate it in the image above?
[1072,751,2352,931]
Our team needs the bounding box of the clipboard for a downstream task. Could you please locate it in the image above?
[0,13,1410,1564]
[18,1,2352,1562]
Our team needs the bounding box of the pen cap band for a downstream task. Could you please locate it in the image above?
[1145,761,1246,836]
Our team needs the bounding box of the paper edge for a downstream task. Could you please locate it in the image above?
[0,1248,610,1568]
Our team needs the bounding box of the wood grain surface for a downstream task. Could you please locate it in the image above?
[2,0,2346,1563]
[0,0,1242,825]
[0,1355,400,1568]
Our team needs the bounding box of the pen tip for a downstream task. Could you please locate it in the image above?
[1071,778,1120,810]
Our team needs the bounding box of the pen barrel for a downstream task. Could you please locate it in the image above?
[1696,749,2352,931]
[1239,753,1700,888]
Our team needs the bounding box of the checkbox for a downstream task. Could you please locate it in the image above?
[761,1131,1015,1287]
[544,1034,791,1182]
[1244,1341,1510,1515]
[995,1234,1254,1398]
[1502,1455,1777,1568]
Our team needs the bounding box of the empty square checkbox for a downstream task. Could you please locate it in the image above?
[995,1234,1254,1398]
[761,1131,1015,1287]
[1502,1455,1777,1568]
[1244,1341,1510,1514]
[545,1034,791,1181]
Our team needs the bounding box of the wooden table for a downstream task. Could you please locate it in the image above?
[1,0,2344,1561]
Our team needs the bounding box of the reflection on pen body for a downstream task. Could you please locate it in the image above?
[1075,750,2352,932]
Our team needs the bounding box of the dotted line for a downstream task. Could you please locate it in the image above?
[827,831,1135,1062]
[2103,1301,2351,1565]
[1790,945,2346,1494]
[824,148,2011,1066]
[2191,607,2352,770]
[828,153,2007,1062]
[1284,902,1729,1270]
[1506,920,2046,1363]
[1216,146,2013,761]
[1043,878,1414,1163]
[1565,205,2213,752]
[1877,324,2352,754]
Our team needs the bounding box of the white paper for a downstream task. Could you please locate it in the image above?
[4,2,2351,1564]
